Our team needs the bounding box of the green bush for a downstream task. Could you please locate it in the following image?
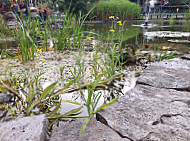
[94,0,141,20]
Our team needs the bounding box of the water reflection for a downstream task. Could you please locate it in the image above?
[91,21,190,54]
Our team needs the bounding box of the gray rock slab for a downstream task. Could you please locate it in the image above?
[50,117,129,141]
[0,114,49,141]
[181,54,190,60]
[0,94,13,104]
[99,84,190,141]
[137,58,190,90]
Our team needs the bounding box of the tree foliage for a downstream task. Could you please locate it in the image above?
[54,0,97,14]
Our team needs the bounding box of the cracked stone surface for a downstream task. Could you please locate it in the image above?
[137,58,190,91]
[99,84,190,141]
[50,117,129,141]
[0,114,49,141]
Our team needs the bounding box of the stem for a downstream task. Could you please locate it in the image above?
[0,79,22,100]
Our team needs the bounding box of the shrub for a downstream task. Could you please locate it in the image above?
[94,0,141,20]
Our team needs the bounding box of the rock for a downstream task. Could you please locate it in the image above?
[0,94,13,104]
[137,58,190,91]
[99,84,190,141]
[0,114,49,141]
[50,117,129,141]
[181,54,190,60]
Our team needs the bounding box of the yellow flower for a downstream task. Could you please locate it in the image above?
[117,21,121,24]
[87,37,91,40]
[110,29,115,33]
[81,34,84,37]
[162,46,166,50]
[119,23,122,26]
[109,16,114,19]
[40,59,45,61]
[114,17,119,20]
[37,49,42,52]
[15,27,19,32]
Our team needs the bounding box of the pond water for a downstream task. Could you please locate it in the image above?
[89,21,190,54]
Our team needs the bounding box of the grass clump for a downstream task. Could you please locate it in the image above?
[94,0,141,20]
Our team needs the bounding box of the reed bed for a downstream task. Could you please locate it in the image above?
[94,0,141,20]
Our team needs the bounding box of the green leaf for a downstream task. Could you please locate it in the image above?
[25,85,35,106]
[166,52,177,60]
[96,71,107,80]
[40,82,57,99]
[94,95,121,114]
[47,100,62,117]
[62,79,74,90]
[26,100,39,115]
[44,102,58,114]
[60,106,83,117]
[79,117,90,137]
[62,100,81,106]
[0,85,8,92]
[92,93,102,110]
[55,79,75,94]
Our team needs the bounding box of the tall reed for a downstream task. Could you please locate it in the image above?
[94,0,141,20]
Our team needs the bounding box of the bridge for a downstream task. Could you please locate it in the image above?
[141,4,190,19]
[142,13,188,20]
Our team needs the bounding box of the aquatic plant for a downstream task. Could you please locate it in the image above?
[169,16,174,25]
[79,80,120,136]
[0,70,83,119]
[155,50,179,61]
[94,0,141,20]
[5,13,37,61]
[0,16,10,38]
[3,7,96,60]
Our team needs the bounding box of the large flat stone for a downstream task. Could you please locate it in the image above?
[99,84,190,140]
[50,117,129,141]
[137,58,190,90]
[0,114,49,141]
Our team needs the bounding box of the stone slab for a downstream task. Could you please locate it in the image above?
[50,117,129,141]
[137,58,190,90]
[99,84,190,141]
[0,114,49,141]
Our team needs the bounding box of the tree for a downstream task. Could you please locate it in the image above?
[55,0,97,14]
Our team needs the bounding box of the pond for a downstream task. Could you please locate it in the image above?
[89,21,190,54]
[0,20,190,120]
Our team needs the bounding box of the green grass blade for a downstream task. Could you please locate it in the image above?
[62,100,81,106]
[60,105,83,117]
[47,100,62,117]
[79,117,90,137]
[40,82,57,99]
[94,94,121,114]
